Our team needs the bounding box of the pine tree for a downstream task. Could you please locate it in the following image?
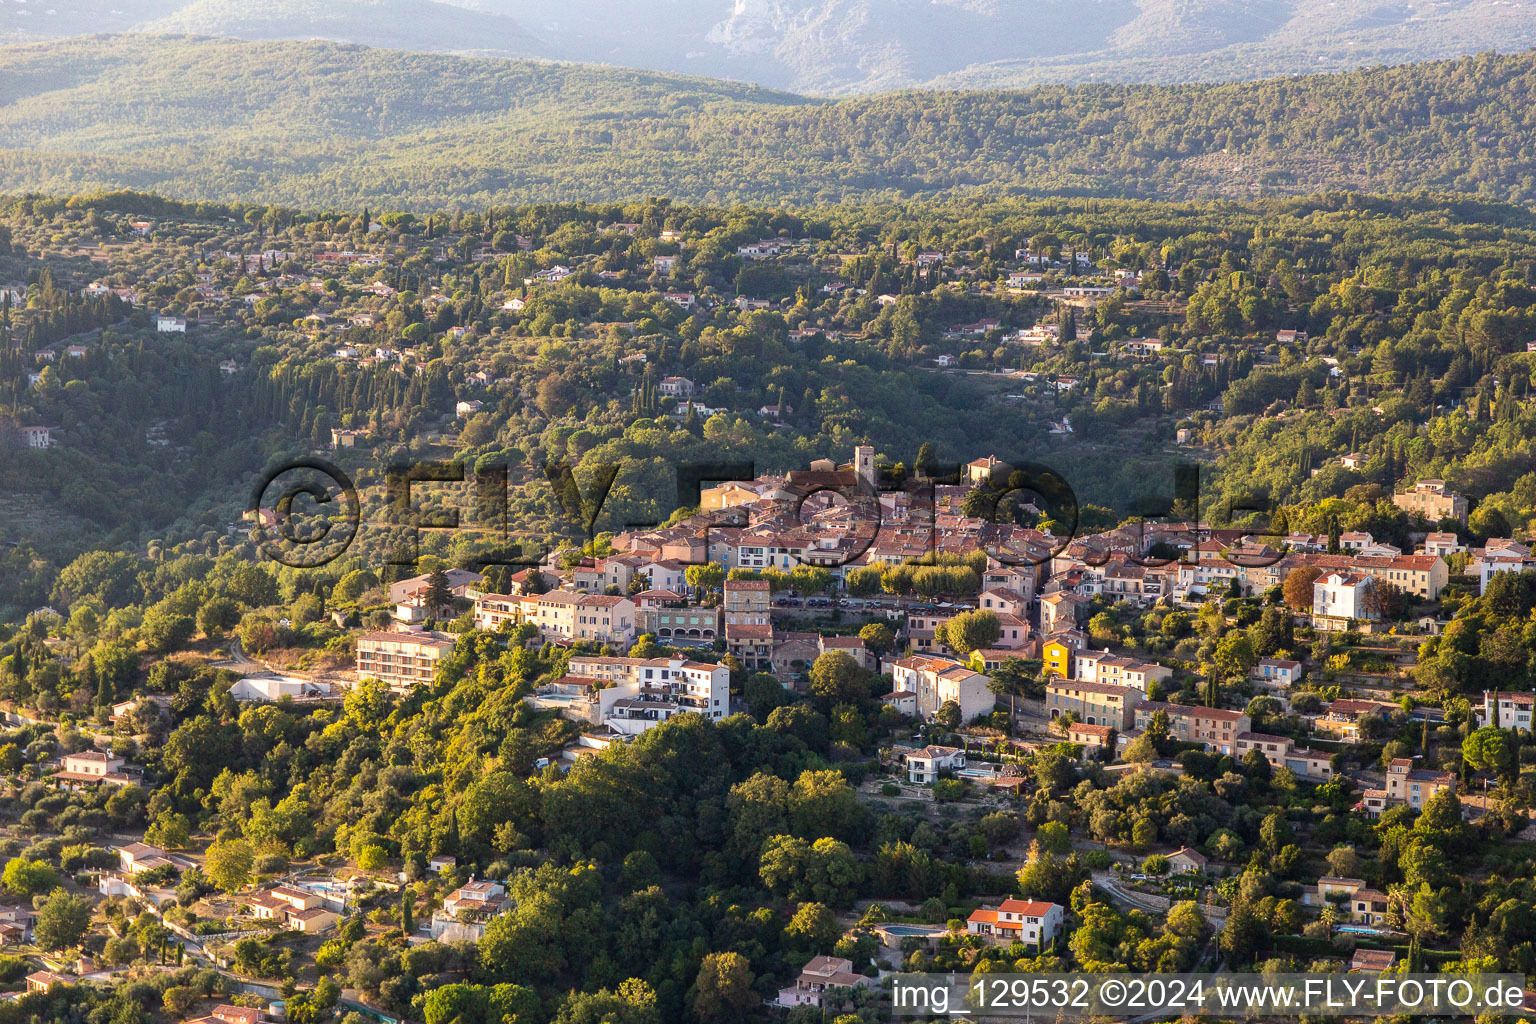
[93,662,111,710]
[424,568,453,617]
[1298,377,1315,407]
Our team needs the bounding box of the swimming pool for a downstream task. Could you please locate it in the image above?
[1335,925,1389,935]
[881,925,936,935]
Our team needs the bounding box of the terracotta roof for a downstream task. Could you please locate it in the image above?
[289,907,335,922]
[1048,679,1136,698]
[1135,699,1245,722]
[1351,949,1397,972]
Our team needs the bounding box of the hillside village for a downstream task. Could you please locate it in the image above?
[2,434,1534,1019]
[4,193,1536,1022]
[360,444,1526,805]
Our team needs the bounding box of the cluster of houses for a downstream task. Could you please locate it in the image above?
[101,842,347,935]
[239,883,341,933]
[341,450,1500,816]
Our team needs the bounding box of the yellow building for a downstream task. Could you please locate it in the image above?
[1042,638,1075,679]
[700,482,762,511]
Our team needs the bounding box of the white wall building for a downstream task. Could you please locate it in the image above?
[1312,571,1376,629]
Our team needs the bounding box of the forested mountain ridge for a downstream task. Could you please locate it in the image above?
[140,0,547,58]
[3,38,1536,208]
[4,0,1536,93]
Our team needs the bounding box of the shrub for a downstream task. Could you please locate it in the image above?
[253,854,288,876]
[931,778,965,803]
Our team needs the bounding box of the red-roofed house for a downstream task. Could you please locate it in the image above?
[1067,722,1114,750]
[966,897,1064,949]
[1132,702,1251,756]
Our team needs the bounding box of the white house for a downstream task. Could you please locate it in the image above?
[1250,658,1304,688]
[903,745,965,784]
[1477,690,1536,731]
[565,655,730,725]
[1421,532,1463,557]
[1472,547,1534,595]
[430,880,510,941]
[227,675,338,702]
[1312,571,1376,629]
[155,316,187,333]
[17,426,53,449]
[966,898,1064,949]
[57,750,128,785]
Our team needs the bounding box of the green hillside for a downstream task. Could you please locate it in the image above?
[2,36,1536,207]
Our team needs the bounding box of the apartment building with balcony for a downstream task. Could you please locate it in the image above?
[356,631,457,692]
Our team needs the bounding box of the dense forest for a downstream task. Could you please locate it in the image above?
[3,39,1536,206]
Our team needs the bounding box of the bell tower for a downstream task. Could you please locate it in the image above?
[854,444,876,489]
